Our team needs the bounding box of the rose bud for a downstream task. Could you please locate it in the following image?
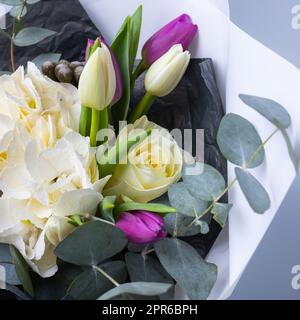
[79,43,122,111]
[142,14,198,67]
[116,211,167,244]
[145,44,190,97]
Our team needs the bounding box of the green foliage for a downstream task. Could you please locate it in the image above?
[14,27,56,47]
[10,246,34,296]
[155,238,217,300]
[98,282,172,300]
[235,167,271,214]
[55,221,127,266]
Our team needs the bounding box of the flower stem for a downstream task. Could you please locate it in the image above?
[10,21,16,72]
[93,265,120,287]
[79,106,91,137]
[129,92,156,123]
[90,109,100,147]
[187,128,280,229]
[99,107,109,139]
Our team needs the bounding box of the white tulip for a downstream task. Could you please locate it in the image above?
[78,45,116,110]
[145,44,191,97]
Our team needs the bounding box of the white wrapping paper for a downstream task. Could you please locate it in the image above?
[80,0,300,299]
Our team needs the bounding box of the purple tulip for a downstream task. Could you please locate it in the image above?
[85,38,123,105]
[142,14,198,67]
[116,211,167,244]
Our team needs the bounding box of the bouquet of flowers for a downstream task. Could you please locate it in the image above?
[0,3,296,300]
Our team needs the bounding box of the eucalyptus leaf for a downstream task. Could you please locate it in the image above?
[211,203,232,228]
[239,94,291,130]
[99,196,117,223]
[98,282,172,300]
[0,0,22,5]
[114,202,176,217]
[235,167,271,214]
[0,29,12,41]
[168,182,208,217]
[68,261,127,300]
[33,263,82,300]
[10,5,27,18]
[129,5,142,70]
[217,113,265,168]
[125,252,174,300]
[111,17,131,126]
[125,253,173,284]
[164,213,209,237]
[27,0,41,4]
[127,243,149,253]
[10,246,34,296]
[154,238,217,300]
[183,163,226,202]
[55,221,128,266]
[32,53,61,70]
[14,27,56,47]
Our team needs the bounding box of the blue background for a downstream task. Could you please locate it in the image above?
[229,0,300,300]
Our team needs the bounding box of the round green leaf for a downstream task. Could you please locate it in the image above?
[10,246,34,297]
[217,113,265,168]
[164,213,209,237]
[10,5,27,18]
[54,221,128,266]
[211,203,232,228]
[168,182,208,217]
[154,238,217,300]
[235,167,271,214]
[0,0,22,5]
[183,163,226,202]
[14,27,56,47]
[68,261,127,300]
[32,53,61,70]
[125,252,174,299]
[239,94,291,129]
[98,282,172,300]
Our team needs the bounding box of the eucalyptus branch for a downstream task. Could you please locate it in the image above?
[10,0,27,72]
[10,20,16,72]
[187,127,280,229]
[93,265,120,287]
[89,215,115,226]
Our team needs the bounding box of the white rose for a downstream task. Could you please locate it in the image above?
[104,117,183,203]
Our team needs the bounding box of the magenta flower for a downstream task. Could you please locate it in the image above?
[85,38,123,105]
[116,211,167,244]
[142,14,198,67]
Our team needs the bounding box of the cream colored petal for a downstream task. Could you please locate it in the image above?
[53,189,103,217]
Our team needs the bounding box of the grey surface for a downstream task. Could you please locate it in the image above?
[229,0,300,300]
